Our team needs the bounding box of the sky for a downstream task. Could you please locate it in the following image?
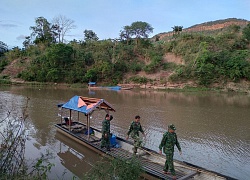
[1,0,250,48]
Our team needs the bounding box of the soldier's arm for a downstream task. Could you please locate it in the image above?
[175,134,181,152]
[159,133,167,150]
[139,124,144,134]
[139,123,145,137]
[127,122,133,136]
[126,123,133,140]
[103,121,108,134]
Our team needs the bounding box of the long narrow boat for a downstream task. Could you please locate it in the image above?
[55,96,236,180]
[88,82,122,91]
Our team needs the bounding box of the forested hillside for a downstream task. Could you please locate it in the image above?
[1,18,250,92]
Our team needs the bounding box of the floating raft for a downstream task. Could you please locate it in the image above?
[55,96,235,180]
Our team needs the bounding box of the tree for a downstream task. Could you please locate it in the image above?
[0,41,8,55]
[52,15,76,43]
[119,25,132,44]
[84,68,98,82]
[83,29,99,41]
[120,21,153,45]
[29,17,56,45]
[22,36,32,48]
[242,23,250,42]
[172,26,183,37]
[45,43,73,69]
[130,21,153,39]
[130,21,153,45]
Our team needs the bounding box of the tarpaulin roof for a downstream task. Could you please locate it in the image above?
[88,82,96,85]
[60,95,115,115]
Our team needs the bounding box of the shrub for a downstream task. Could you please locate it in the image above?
[129,76,149,84]
[83,156,143,180]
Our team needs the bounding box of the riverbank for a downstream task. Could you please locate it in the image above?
[1,77,250,94]
[119,80,250,94]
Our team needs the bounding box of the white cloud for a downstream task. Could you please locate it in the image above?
[16,35,26,41]
[0,22,18,28]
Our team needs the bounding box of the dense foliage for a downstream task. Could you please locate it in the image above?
[0,41,8,54]
[167,24,250,85]
[83,157,143,180]
[1,18,250,87]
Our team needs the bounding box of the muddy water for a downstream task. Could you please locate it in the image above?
[0,86,249,180]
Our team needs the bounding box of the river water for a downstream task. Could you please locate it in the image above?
[0,86,249,180]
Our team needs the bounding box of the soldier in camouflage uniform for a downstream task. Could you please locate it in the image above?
[159,124,182,180]
[126,115,145,154]
[101,114,113,151]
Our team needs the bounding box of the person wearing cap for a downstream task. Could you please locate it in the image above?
[100,114,113,151]
[159,124,182,180]
[126,115,145,154]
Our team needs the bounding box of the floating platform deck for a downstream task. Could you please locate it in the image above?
[60,130,207,180]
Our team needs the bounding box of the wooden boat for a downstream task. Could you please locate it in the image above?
[118,83,134,90]
[88,82,121,91]
[120,87,133,90]
[55,96,236,180]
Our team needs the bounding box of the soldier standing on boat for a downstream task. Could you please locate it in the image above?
[126,115,145,154]
[101,114,113,151]
[159,124,182,180]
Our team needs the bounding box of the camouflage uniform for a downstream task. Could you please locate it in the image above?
[127,121,144,154]
[159,125,181,176]
[101,118,110,150]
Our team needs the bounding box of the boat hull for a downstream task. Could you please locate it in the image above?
[88,86,121,91]
[56,125,105,156]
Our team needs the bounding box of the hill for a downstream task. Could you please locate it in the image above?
[127,18,250,92]
[153,18,249,41]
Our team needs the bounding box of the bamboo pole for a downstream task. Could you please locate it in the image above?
[87,115,90,141]
[69,110,72,131]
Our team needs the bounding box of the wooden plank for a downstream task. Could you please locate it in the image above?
[142,165,168,179]
[139,157,187,179]
[104,149,187,180]
[177,171,199,180]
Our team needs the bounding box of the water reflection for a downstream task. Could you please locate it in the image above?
[1,86,250,180]
[55,132,101,178]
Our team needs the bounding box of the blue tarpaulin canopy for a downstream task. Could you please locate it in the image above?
[60,95,115,115]
[88,82,96,85]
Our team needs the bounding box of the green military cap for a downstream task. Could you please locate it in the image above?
[168,124,176,130]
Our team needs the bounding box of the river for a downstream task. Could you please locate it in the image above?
[0,86,249,180]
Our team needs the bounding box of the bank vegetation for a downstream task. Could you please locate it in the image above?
[0,17,250,93]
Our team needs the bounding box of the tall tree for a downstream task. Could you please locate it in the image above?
[52,15,76,43]
[119,25,132,44]
[23,36,33,48]
[83,29,99,41]
[172,26,183,37]
[30,17,56,45]
[130,21,153,38]
[0,41,8,54]
[130,21,153,45]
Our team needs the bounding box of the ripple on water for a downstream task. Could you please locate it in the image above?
[180,132,250,179]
